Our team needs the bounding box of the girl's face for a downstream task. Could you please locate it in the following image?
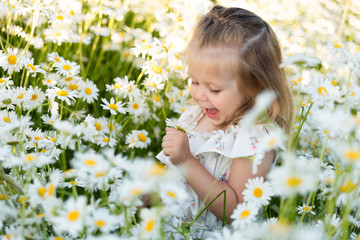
[188,47,245,129]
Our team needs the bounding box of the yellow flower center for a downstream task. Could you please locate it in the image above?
[17,93,24,99]
[108,123,114,131]
[38,187,47,197]
[54,237,64,240]
[318,87,328,96]
[3,117,10,123]
[54,31,61,37]
[253,188,263,198]
[145,220,154,232]
[56,15,63,20]
[334,44,342,48]
[57,89,68,96]
[48,183,55,196]
[149,162,166,176]
[103,137,109,142]
[240,210,250,219]
[63,64,71,71]
[95,170,108,177]
[85,87,92,95]
[34,136,42,140]
[167,191,177,198]
[114,83,122,89]
[84,159,96,166]
[340,180,356,193]
[132,103,139,109]
[65,77,73,82]
[67,211,79,221]
[174,65,182,70]
[69,83,78,90]
[151,65,162,74]
[70,10,75,15]
[8,55,17,65]
[302,206,311,211]
[141,44,152,50]
[0,78,4,83]
[54,57,61,62]
[95,220,106,227]
[31,94,38,100]
[130,188,143,196]
[108,104,117,110]
[162,45,169,52]
[25,154,36,162]
[287,176,301,187]
[18,196,27,204]
[94,122,101,131]
[153,95,160,102]
[138,134,147,142]
[0,194,9,200]
[344,149,360,162]
[27,64,36,71]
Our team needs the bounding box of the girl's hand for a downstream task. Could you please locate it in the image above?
[161,127,192,165]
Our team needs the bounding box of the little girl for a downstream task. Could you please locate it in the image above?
[157,5,293,239]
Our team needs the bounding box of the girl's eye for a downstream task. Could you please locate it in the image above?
[210,89,221,94]
[191,81,199,86]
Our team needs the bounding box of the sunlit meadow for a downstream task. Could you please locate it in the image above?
[0,0,359,239]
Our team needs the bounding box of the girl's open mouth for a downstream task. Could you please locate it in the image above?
[205,108,219,119]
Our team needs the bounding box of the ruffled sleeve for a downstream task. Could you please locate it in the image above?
[188,124,271,159]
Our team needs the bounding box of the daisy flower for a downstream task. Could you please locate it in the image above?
[54,58,80,76]
[230,202,260,229]
[12,86,32,106]
[78,79,99,103]
[0,47,24,73]
[43,27,70,46]
[86,208,118,234]
[127,97,147,117]
[8,25,23,36]
[125,130,151,149]
[54,196,89,238]
[23,85,46,110]
[42,73,60,86]
[0,76,14,88]
[242,176,273,207]
[48,52,64,63]
[138,208,162,240]
[41,114,57,126]
[106,76,141,101]
[46,87,78,105]
[72,151,109,174]
[117,178,152,206]
[101,97,127,115]
[142,77,165,92]
[90,25,111,37]
[268,152,320,196]
[94,135,118,147]
[23,57,46,76]
[240,90,277,128]
[159,182,189,207]
[142,59,168,82]
[296,203,315,215]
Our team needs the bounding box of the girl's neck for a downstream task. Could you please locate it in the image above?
[194,112,231,133]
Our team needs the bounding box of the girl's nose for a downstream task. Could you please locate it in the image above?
[196,87,208,102]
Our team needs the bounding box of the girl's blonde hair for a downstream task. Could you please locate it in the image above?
[185,5,293,133]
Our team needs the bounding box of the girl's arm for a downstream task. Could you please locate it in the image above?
[162,127,274,220]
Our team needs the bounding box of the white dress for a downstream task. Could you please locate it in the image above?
[156,105,279,239]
